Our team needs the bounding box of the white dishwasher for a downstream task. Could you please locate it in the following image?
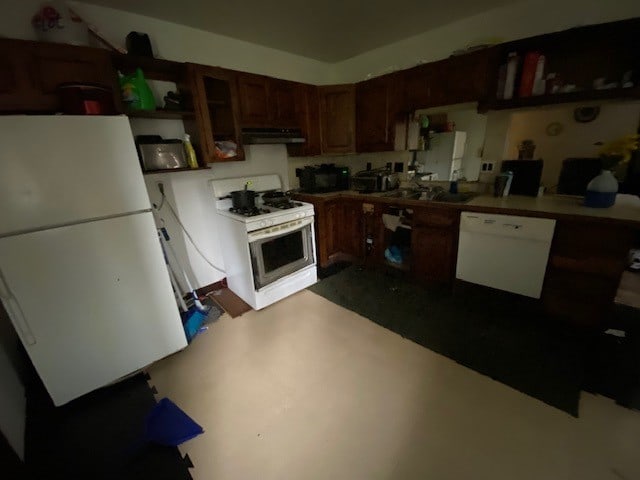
[456,212,556,298]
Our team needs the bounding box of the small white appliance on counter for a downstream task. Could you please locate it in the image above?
[456,212,556,298]
[210,175,317,310]
[0,116,187,406]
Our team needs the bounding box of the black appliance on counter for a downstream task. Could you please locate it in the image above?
[501,159,544,196]
[557,158,604,195]
[296,164,350,193]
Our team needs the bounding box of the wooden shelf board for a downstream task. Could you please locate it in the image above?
[143,166,210,175]
[382,259,411,272]
[126,109,195,119]
[480,87,640,111]
[112,53,185,81]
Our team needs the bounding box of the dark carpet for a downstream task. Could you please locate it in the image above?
[309,265,640,416]
[25,372,194,480]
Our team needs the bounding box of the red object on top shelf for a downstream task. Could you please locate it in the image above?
[518,52,540,98]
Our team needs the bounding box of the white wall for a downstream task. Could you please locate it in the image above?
[145,144,290,288]
[504,101,640,188]
[329,0,640,83]
[1,0,331,85]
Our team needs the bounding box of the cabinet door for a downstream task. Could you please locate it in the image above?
[288,84,321,156]
[270,79,297,127]
[319,84,356,154]
[402,62,447,110]
[444,49,497,105]
[0,39,118,113]
[363,204,385,264]
[237,73,271,126]
[338,200,364,258]
[356,75,394,152]
[411,226,456,284]
[188,64,244,162]
[0,41,32,111]
[323,200,341,264]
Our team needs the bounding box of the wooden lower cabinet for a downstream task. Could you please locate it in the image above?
[338,200,365,258]
[541,220,635,327]
[411,226,457,284]
[320,199,341,265]
[410,207,459,284]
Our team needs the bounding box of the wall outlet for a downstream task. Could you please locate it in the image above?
[481,162,495,172]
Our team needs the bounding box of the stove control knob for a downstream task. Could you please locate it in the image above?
[259,221,267,228]
[266,220,274,226]
[297,212,305,218]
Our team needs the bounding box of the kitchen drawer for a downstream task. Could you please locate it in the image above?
[412,208,458,228]
[551,221,635,259]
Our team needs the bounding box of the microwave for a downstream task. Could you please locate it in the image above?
[296,164,350,193]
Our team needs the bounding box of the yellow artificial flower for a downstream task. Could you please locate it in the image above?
[598,134,639,163]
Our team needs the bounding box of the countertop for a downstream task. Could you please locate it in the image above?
[466,194,640,224]
[293,190,640,227]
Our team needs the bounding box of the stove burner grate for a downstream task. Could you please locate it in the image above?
[229,206,268,217]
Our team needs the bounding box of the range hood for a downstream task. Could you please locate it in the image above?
[241,128,306,144]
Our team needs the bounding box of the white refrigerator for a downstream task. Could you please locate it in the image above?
[419,131,467,181]
[0,116,187,406]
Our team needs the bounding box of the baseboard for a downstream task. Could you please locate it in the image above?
[195,279,226,297]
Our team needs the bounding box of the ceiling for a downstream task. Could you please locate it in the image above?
[85,0,516,62]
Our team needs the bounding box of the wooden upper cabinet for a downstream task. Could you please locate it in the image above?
[270,79,297,127]
[237,73,271,126]
[288,83,321,157]
[0,38,118,113]
[356,73,402,152]
[402,63,441,111]
[319,84,356,154]
[236,73,298,127]
[401,50,499,111]
[445,48,498,105]
[188,64,244,162]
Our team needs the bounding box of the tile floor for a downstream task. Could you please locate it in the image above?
[148,290,640,480]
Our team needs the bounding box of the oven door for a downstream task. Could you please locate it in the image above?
[248,217,315,290]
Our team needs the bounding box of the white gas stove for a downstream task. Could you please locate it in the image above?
[210,174,317,310]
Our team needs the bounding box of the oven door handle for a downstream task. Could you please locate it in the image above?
[248,216,314,242]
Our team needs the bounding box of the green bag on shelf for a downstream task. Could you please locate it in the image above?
[120,68,156,110]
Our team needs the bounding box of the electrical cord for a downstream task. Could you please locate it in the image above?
[154,186,226,274]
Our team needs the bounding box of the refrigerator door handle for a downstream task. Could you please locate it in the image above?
[0,270,36,345]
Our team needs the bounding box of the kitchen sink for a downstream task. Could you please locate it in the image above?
[381,189,477,203]
[430,191,477,203]
[381,189,422,199]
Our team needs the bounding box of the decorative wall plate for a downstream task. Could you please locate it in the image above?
[545,121,564,136]
[574,106,600,123]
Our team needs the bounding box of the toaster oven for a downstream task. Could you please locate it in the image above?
[351,169,400,192]
[137,140,188,171]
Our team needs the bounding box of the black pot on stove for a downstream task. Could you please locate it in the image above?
[231,182,256,210]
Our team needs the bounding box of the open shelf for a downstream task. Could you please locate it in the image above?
[126,109,195,119]
[480,87,640,112]
[112,53,185,82]
[142,166,210,175]
[382,259,411,272]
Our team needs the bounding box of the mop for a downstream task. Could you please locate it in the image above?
[158,227,211,341]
